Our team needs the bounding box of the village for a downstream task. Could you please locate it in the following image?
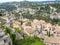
[0,0,60,45]
[0,11,60,45]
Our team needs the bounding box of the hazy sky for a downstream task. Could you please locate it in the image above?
[0,0,56,3]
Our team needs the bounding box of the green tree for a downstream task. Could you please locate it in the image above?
[14,36,46,45]
[5,27,16,45]
[47,31,51,37]
[0,13,2,16]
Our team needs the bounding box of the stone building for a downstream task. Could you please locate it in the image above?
[0,29,12,45]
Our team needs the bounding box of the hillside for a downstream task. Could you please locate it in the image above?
[0,1,60,45]
[0,1,60,11]
[0,1,60,25]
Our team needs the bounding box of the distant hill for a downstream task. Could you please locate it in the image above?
[0,1,60,11]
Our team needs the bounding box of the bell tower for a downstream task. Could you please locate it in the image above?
[19,13,23,21]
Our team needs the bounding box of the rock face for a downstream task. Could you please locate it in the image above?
[0,29,12,45]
